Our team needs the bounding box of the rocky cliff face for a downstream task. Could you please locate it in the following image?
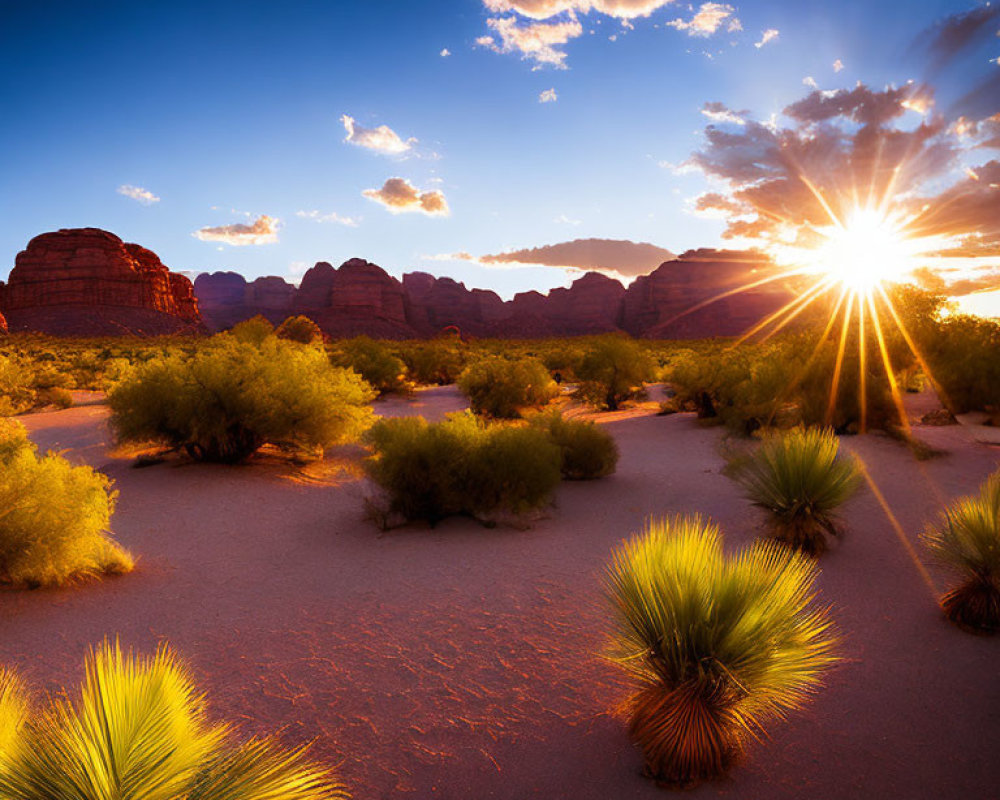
[1,228,204,335]
[192,251,794,339]
[0,310,7,335]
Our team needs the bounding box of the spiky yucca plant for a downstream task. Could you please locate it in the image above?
[606,515,837,786]
[735,427,860,555]
[0,640,348,800]
[923,471,1000,633]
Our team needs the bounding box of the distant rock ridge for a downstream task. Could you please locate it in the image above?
[193,248,795,339]
[0,228,204,335]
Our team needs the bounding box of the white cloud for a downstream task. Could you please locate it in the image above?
[341,114,415,155]
[700,101,746,125]
[483,1,678,20]
[440,48,451,57]
[117,184,160,205]
[481,15,584,68]
[754,28,779,48]
[666,3,737,37]
[833,58,844,72]
[539,87,558,102]
[295,210,360,227]
[362,178,449,216]
[554,213,581,225]
[193,215,279,246]
[803,75,818,89]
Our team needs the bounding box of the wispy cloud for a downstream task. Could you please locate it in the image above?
[362,178,449,216]
[701,101,746,125]
[666,3,738,37]
[754,28,779,48]
[440,48,451,57]
[833,58,844,72]
[341,114,415,155]
[483,1,678,20]
[193,215,279,246]
[539,87,558,102]
[295,209,360,226]
[117,184,160,205]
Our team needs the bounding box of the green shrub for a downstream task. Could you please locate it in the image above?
[529,410,618,479]
[331,337,411,396]
[109,335,374,463]
[0,418,132,588]
[457,357,557,418]
[576,336,655,411]
[606,514,836,786]
[277,315,323,344]
[0,356,35,415]
[921,314,1000,414]
[38,386,73,409]
[922,471,1000,632]
[733,427,860,555]
[0,640,348,800]
[365,412,561,526]
[399,341,465,386]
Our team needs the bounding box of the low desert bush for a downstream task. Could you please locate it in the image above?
[922,471,1000,632]
[0,418,132,587]
[576,336,655,411]
[331,337,411,396]
[606,514,836,786]
[277,314,323,344]
[365,412,561,526]
[109,334,374,463]
[733,427,860,555]
[457,357,557,418]
[0,355,35,415]
[529,410,619,479]
[230,314,276,344]
[0,640,348,800]
[399,341,465,386]
[921,314,1000,414]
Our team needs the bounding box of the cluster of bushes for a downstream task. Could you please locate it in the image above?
[329,337,412,396]
[0,640,347,799]
[109,331,374,463]
[364,411,617,527]
[0,418,132,587]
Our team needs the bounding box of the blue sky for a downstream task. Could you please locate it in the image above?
[0,0,995,300]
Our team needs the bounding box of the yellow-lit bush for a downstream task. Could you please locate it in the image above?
[457,357,557,418]
[0,355,35,415]
[277,314,323,344]
[399,341,466,386]
[365,412,561,526]
[529,410,619,479]
[109,335,374,463]
[0,419,132,588]
[331,337,411,396]
[0,640,348,800]
[576,336,655,411]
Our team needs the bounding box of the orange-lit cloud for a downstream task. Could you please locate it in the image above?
[483,0,678,20]
[479,237,675,277]
[193,215,279,246]
[480,15,584,68]
[363,178,450,216]
[341,114,415,155]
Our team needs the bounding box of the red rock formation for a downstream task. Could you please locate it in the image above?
[0,310,7,335]
[292,259,413,338]
[402,272,505,336]
[620,249,794,338]
[1,228,204,335]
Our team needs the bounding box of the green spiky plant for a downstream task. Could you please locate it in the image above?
[734,427,861,555]
[0,640,348,800]
[922,471,1000,633]
[606,515,837,786]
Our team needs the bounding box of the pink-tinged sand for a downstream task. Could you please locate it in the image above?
[3,385,999,799]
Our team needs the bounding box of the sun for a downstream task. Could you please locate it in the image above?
[806,207,916,293]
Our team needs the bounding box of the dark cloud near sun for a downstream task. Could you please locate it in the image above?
[479,238,676,277]
[915,4,1000,73]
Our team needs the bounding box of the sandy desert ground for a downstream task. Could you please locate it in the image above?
[3,386,999,799]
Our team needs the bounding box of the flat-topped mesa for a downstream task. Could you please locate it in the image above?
[2,228,204,335]
[620,249,794,338]
[192,271,296,330]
